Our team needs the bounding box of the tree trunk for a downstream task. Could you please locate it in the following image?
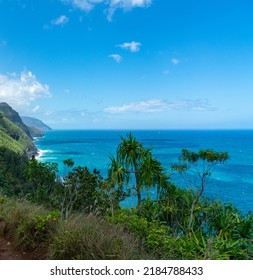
[135,172,141,206]
[137,187,141,206]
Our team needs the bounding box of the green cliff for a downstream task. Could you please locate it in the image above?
[21,116,52,137]
[0,103,37,156]
[0,102,32,139]
[21,116,52,132]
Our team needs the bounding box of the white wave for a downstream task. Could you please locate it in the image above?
[35,149,52,160]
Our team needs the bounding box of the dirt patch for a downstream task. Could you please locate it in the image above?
[0,221,46,260]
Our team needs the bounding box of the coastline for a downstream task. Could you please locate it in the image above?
[26,147,38,159]
[31,134,46,160]
[35,149,44,160]
[30,129,253,213]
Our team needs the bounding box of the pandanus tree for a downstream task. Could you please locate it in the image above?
[108,132,166,206]
[171,148,229,231]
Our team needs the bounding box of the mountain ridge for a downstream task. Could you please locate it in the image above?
[21,116,52,133]
[0,102,33,138]
[0,102,37,156]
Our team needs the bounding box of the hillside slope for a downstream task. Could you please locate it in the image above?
[0,114,36,155]
[0,103,37,156]
[0,102,32,139]
[21,116,52,137]
[21,116,52,132]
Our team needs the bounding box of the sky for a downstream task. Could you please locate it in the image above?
[0,0,253,129]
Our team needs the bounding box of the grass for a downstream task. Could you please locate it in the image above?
[0,199,149,260]
[0,116,35,154]
[49,213,147,260]
[1,199,50,248]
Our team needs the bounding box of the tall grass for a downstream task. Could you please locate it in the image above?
[1,199,51,249]
[49,213,147,260]
[0,199,148,260]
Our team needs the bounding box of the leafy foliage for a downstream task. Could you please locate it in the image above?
[1,200,147,260]
[171,149,229,230]
[17,211,60,249]
[23,158,58,204]
[49,213,145,260]
[0,147,29,196]
[0,114,35,154]
[108,132,167,206]
[1,132,253,260]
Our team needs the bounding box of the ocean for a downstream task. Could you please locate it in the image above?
[34,130,253,212]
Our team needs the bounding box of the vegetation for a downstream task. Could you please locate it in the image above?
[0,116,35,154]
[26,126,44,138]
[21,116,52,132]
[1,128,253,260]
[0,200,146,260]
[0,102,36,155]
[0,102,32,140]
[21,116,52,137]
[171,148,229,230]
[108,132,167,206]
[0,147,28,196]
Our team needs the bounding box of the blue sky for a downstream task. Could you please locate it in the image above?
[0,0,253,129]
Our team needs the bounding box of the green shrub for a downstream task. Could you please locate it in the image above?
[0,196,8,204]
[0,195,8,221]
[49,214,146,260]
[107,208,151,238]
[106,205,253,260]
[1,200,58,249]
[16,211,60,249]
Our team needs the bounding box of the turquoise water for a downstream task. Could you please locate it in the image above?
[34,130,253,212]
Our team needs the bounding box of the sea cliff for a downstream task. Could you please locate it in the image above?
[0,102,50,157]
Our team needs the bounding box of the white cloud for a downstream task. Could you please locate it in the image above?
[61,0,152,20]
[31,105,40,112]
[110,0,152,11]
[104,99,168,113]
[51,15,69,26]
[172,58,180,65]
[61,0,104,12]
[107,0,152,20]
[109,54,122,63]
[179,99,217,111]
[104,98,217,113]
[117,41,142,52]
[0,70,51,111]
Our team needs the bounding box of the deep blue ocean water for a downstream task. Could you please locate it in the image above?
[34,130,253,212]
